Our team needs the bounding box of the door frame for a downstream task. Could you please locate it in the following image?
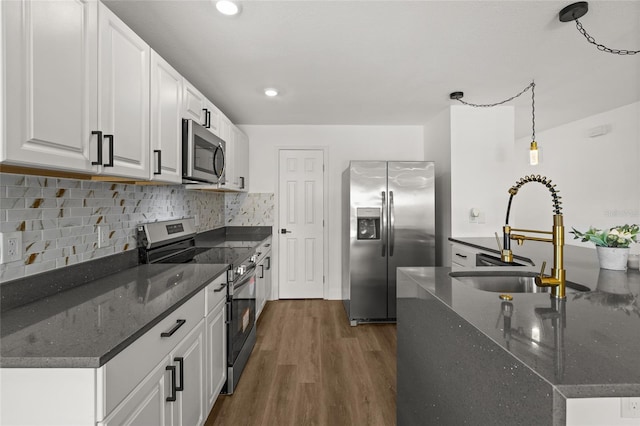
[273,146,329,300]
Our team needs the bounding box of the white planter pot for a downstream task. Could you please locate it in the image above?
[596,246,630,271]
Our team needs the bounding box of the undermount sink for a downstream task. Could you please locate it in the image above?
[449,270,590,294]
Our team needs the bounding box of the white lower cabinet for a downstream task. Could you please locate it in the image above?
[0,273,230,426]
[100,318,206,426]
[206,298,227,411]
[99,356,172,426]
[170,320,206,426]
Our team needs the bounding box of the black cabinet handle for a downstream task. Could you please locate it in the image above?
[214,283,227,292]
[207,110,212,129]
[91,131,103,165]
[259,264,264,279]
[202,108,210,128]
[455,253,468,259]
[175,356,184,392]
[154,150,162,175]
[240,176,245,189]
[161,319,186,337]
[166,365,177,402]
[266,256,271,270]
[103,134,114,167]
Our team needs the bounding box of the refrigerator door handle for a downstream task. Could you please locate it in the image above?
[389,190,395,256]
[381,191,387,257]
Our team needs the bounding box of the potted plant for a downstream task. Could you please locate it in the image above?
[570,224,639,271]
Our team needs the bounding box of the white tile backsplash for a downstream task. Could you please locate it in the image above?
[0,172,226,281]
[225,193,275,226]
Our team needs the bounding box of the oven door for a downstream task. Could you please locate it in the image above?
[182,119,226,184]
[228,265,256,365]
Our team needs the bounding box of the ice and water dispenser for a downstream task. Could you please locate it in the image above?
[356,208,381,240]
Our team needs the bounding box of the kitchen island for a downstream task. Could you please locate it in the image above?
[397,239,640,425]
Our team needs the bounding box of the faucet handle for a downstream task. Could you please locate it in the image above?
[539,261,547,279]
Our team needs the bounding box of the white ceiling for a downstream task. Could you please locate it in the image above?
[103,0,640,138]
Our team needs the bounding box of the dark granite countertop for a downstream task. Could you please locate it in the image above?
[0,226,272,369]
[399,239,640,399]
[0,263,228,368]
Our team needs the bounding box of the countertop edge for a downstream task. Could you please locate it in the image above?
[397,266,640,400]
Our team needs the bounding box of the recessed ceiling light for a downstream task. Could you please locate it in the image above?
[216,0,240,16]
[264,88,278,97]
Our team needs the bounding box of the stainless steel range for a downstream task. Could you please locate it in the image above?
[137,218,257,394]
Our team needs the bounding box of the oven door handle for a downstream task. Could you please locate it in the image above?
[232,265,256,291]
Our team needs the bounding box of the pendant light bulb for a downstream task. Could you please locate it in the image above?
[529,141,539,165]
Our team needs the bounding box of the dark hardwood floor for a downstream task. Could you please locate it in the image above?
[205,300,397,426]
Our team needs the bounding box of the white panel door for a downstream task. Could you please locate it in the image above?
[278,150,324,299]
[98,3,150,179]
[150,50,182,183]
[2,0,97,172]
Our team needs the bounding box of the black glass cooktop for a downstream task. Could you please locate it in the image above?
[160,246,253,265]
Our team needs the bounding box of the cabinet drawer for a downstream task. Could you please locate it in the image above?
[450,245,478,268]
[205,273,228,316]
[102,290,205,417]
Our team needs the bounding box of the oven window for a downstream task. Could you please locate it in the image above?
[230,273,256,364]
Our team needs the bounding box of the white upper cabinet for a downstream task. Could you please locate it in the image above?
[97,2,150,179]
[150,51,182,183]
[218,121,249,192]
[234,127,249,191]
[2,0,98,172]
[182,80,221,138]
[2,1,151,180]
[182,80,207,125]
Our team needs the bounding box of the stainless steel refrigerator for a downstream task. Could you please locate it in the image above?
[342,161,435,325]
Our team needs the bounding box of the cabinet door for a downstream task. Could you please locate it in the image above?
[218,116,236,189]
[204,100,221,137]
[98,3,150,179]
[182,80,206,125]
[171,319,206,426]
[256,259,266,318]
[99,356,171,426]
[150,50,182,183]
[2,0,97,172]
[265,253,272,301]
[206,299,227,411]
[235,128,250,191]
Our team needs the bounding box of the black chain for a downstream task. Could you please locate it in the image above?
[575,19,639,55]
[453,81,537,142]
[454,82,535,108]
[531,82,535,142]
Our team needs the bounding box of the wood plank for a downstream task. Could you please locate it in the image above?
[204,300,396,426]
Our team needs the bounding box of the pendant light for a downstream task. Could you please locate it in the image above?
[449,81,539,165]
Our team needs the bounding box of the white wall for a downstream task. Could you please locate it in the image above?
[240,125,425,300]
[450,105,516,238]
[447,101,640,255]
[512,101,640,253]
[424,108,452,266]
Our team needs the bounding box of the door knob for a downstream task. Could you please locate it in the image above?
[280,228,292,234]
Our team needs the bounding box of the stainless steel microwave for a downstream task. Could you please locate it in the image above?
[182,119,226,184]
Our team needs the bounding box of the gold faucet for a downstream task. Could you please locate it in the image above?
[500,175,566,299]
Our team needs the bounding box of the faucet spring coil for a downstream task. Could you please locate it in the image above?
[507,174,563,216]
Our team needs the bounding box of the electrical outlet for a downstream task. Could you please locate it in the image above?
[0,232,23,264]
[98,226,111,248]
[622,397,640,418]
